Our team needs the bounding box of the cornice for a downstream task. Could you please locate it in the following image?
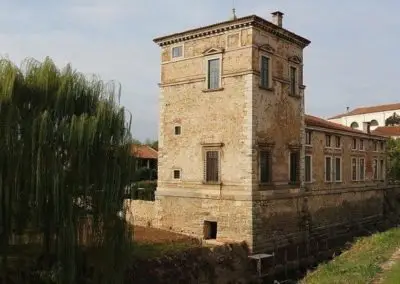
[153,15,311,48]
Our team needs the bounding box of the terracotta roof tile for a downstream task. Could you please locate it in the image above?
[131,144,158,159]
[328,103,400,120]
[305,114,385,138]
[372,126,400,137]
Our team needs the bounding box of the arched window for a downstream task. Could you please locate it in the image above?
[370,120,379,127]
[350,122,359,129]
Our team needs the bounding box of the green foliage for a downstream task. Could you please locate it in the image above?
[385,112,400,126]
[301,228,400,284]
[133,167,157,182]
[382,260,400,284]
[387,138,400,181]
[0,57,135,283]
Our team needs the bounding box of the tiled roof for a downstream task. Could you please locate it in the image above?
[305,114,385,138]
[372,126,400,137]
[328,103,400,120]
[131,144,158,159]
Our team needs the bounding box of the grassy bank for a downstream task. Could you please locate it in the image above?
[301,228,400,284]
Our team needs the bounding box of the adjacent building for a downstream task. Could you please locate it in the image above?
[328,103,400,132]
[148,11,388,252]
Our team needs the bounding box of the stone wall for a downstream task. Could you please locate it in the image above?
[252,186,385,253]
[125,200,156,227]
[130,242,253,284]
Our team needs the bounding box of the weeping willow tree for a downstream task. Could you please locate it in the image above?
[0,57,135,283]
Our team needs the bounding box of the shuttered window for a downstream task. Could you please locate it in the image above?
[325,157,332,182]
[260,56,270,88]
[205,150,219,182]
[359,158,365,181]
[289,152,300,184]
[305,155,312,183]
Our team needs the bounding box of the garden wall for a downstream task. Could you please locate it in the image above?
[125,200,156,227]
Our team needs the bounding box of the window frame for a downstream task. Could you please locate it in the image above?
[334,136,341,149]
[325,134,332,148]
[359,157,365,181]
[171,45,184,59]
[360,139,364,151]
[259,149,272,184]
[351,157,358,181]
[334,156,342,182]
[324,156,332,182]
[380,159,385,180]
[260,54,272,89]
[352,138,357,150]
[289,65,297,96]
[205,54,222,90]
[203,147,221,184]
[289,151,300,184]
[305,130,312,146]
[373,141,378,152]
[305,154,312,183]
[173,169,181,180]
[373,158,378,180]
[174,125,181,135]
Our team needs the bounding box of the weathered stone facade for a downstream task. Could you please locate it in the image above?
[129,11,391,254]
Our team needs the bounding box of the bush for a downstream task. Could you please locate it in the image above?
[125,180,157,201]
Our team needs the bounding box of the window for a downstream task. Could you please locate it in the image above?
[325,157,332,182]
[290,66,297,95]
[373,141,378,151]
[373,159,378,180]
[334,157,342,182]
[360,139,364,150]
[289,152,300,184]
[259,150,271,183]
[325,135,331,147]
[173,170,181,179]
[305,131,312,145]
[204,150,220,183]
[174,126,181,135]
[380,141,385,151]
[305,155,312,183]
[380,159,385,180]
[172,45,183,58]
[260,56,270,88]
[351,157,357,181]
[203,221,217,240]
[335,136,341,148]
[359,158,365,181]
[207,58,220,90]
[352,138,357,150]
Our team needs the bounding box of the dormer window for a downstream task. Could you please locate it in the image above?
[172,45,183,58]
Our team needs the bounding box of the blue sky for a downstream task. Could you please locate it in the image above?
[1,1,400,141]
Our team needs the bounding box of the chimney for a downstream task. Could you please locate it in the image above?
[366,122,371,134]
[271,11,284,27]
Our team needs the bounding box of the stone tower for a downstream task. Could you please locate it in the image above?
[153,11,310,252]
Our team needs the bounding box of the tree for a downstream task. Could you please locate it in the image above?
[385,112,400,126]
[0,57,134,283]
[387,138,400,181]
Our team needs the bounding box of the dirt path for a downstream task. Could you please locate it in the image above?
[372,247,400,284]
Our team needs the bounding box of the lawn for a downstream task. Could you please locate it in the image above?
[383,260,400,284]
[301,228,400,284]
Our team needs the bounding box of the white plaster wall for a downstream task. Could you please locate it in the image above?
[328,109,400,131]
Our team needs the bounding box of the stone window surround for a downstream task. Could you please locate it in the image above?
[324,155,342,183]
[171,44,184,60]
[202,143,223,185]
[172,168,182,180]
[351,157,358,181]
[203,49,223,92]
[174,125,182,135]
[259,51,273,91]
[258,148,272,185]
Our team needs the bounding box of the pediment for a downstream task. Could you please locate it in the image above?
[258,44,275,53]
[288,55,302,64]
[203,47,224,56]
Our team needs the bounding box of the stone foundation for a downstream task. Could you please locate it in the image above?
[126,186,399,254]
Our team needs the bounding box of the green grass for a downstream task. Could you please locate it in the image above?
[382,260,400,284]
[301,228,400,284]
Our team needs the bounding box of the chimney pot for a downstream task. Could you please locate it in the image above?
[271,11,284,27]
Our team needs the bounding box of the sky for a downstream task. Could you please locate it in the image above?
[1,1,400,141]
